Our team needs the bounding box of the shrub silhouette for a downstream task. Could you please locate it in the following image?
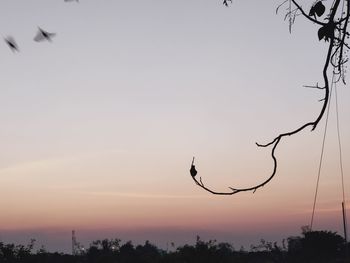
[288,229,345,262]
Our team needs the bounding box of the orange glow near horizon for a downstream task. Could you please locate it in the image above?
[0,0,349,252]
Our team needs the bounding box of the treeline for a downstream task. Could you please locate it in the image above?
[0,229,349,263]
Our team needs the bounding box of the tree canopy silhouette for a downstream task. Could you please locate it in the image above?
[0,229,348,262]
[190,0,350,195]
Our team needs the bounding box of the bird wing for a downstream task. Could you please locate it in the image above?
[47,32,56,39]
[6,36,15,44]
[34,32,45,42]
[34,30,56,41]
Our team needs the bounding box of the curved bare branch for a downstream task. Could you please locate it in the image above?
[190,0,348,195]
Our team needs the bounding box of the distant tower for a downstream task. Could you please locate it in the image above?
[72,230,85,255]
[72,230,77,255]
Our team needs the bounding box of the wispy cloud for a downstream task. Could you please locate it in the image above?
[85,191,208,199]
[0,149,125,176]
[295,202,348,215]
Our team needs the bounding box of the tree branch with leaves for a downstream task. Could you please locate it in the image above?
[190,0,350,195]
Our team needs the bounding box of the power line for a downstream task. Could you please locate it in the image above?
[310,72,335,230]
[334,82,348,244]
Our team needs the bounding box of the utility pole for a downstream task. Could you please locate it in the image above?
[342,202,348,259]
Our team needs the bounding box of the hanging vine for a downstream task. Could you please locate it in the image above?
[190,0,350,195]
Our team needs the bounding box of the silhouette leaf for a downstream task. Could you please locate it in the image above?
[318,23,335,41]
[309,7,315,17]
[309,1,326,17]
[314,2,325,17]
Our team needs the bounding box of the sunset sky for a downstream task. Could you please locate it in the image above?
[0,0,349,252]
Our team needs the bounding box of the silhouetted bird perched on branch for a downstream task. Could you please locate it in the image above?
[190,158,197,177]
[34,27,56,42]
[4,36,19,52]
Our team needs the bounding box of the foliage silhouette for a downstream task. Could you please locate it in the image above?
[287,228,345,262]
[0,229,348,262]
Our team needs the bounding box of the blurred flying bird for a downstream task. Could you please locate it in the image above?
[4,36,19,52]
[34,27,56,42]
[64,0,79,2]
[223,0,232,7]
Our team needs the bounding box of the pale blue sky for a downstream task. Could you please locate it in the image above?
[0,0,349,252]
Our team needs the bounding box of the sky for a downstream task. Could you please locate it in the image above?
[0,0,349,253]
